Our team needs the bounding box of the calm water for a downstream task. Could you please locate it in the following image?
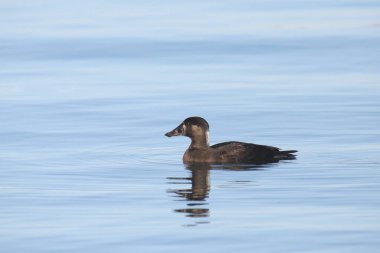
[1,1,380,252]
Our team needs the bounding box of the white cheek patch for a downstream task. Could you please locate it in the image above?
[205,130,210,145]
[182,124,186,135]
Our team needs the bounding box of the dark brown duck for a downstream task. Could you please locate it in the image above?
[165,116,297,164]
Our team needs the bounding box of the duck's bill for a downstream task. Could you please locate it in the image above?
[165,124,184,137]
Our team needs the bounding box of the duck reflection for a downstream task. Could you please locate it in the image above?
[167,163,265,223]
[167,163,211,218]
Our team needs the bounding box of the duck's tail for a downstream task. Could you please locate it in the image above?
[275,150,298,160]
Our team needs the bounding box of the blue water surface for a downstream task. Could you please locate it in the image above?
[0,1,380,252]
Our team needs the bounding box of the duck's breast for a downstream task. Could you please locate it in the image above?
[183,148,216,163]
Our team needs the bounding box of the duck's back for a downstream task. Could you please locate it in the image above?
[211,141,296,164]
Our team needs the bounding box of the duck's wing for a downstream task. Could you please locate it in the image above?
[210,141,296,164]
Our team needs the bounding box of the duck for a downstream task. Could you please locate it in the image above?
[165,116,297,164]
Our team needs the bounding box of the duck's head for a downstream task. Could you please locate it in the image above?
[165,117,210,143]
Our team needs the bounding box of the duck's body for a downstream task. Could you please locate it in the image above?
[165,117,297,164]
[185,141,296,164]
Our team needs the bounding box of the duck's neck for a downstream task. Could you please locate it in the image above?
[189,131,210,149]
